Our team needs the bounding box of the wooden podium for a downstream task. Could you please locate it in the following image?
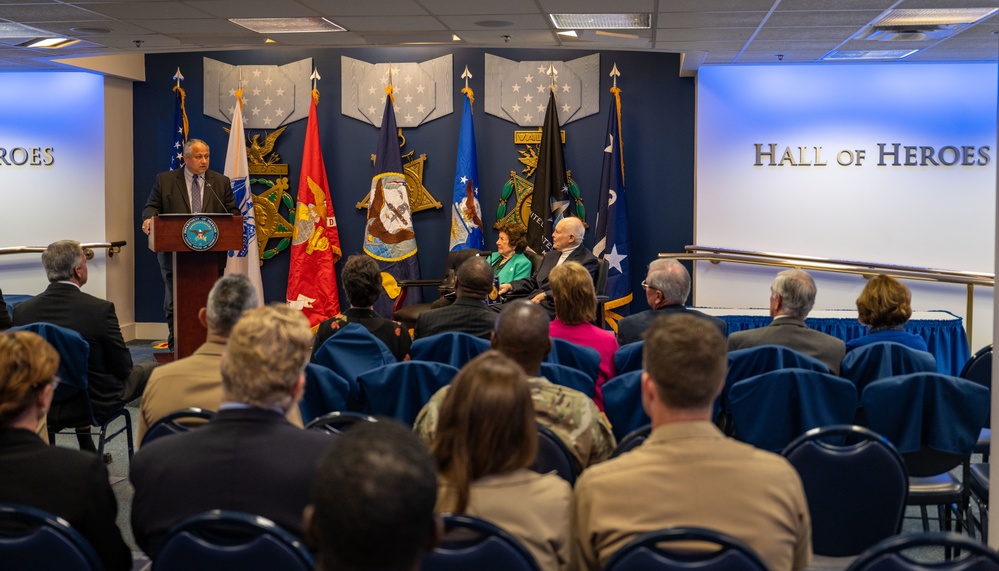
[148,214,243,360]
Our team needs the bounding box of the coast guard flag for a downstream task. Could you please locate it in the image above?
[223,87,265,304]
[287,90,342,328]
[449,92,484,251]
[364,90,421,316]
[528,90,571,254]
[593,86,632,332]
[169,83,188,170]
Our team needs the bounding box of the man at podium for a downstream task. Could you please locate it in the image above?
[141,139,238,350]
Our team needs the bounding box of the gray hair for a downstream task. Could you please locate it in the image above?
[206,274,258,337]
[560,216,585,247]
[646,258,690,305]
[41,240,83,283]
[771,269,817,319]
[183,139,209,156]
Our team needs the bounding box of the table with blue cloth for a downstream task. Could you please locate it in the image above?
[698,308,970,376]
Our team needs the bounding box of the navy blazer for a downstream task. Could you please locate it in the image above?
[142,167,238,219]
[414,296,498,340]
[617,305,728,345]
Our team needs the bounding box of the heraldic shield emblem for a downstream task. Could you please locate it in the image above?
[182,216,220,251]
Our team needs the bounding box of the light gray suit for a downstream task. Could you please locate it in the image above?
[727,317,845,374]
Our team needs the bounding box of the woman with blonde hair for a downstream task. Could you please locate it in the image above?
[548,261,618,408]
[432,350,571,570]
[0,331,131,571]
[847,274,927,352]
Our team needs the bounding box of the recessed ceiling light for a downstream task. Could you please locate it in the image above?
[822,49,919,61]
[0,22,52,39]
[229,17,346,34]
[452,34,461,41]
[549,13,651,30]
[557,30,578,37]
[22,37,79,48]
[874,8,999,26]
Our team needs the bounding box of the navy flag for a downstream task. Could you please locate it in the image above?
[594,85,632,332]
[449,91,484,251]
[527,90,572,254]
[364,89,422,316]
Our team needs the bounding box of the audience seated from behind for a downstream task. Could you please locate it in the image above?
[415,300,616,469]
[138,274,304,444]
[549,261,618,408]
[727,268,845,374]
[573,313,812,571]
[304,421,439,571]
[0,286,10,330]
[414,256,498,340]
[12,239,157,455]
[846,274,927,352]
[486,222,533,284]
[130,304,333,558]
[431,351,571,570]
[312,254,411,362]
[616,258,727,345]
[0,331,131,571]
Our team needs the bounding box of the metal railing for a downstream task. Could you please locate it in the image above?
[660,245,994,347]
[0,241,127,259]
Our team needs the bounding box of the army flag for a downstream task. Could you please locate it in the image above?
[594,85,632,332]
[223,86,265,303]
[364,90,421,316]
[528,90,570,254]
[169,81,188,170]
[287,90,342,327]
[449,91,484,251]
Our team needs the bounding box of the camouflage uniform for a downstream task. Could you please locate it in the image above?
[413,375,617,469]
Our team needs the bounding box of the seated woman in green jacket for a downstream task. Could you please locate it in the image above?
[486,222,533,284]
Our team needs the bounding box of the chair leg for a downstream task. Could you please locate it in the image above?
[920,506,931,533]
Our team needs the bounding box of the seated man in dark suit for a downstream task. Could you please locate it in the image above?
[498,216,598,312]
[12,240,156,454]
[727,269,846,374]
[130,304,333,558]
[304,421,439,571]
[617,258,727,345]
[414,255,497,340]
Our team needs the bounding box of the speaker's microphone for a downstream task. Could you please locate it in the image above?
[204,179,228,214]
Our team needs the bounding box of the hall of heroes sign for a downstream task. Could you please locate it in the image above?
[754,143,991,167]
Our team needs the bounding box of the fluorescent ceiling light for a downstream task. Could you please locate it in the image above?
[557,30,578,37]
[549,13,651,30]
[822,49,919,61]
[229,17,346,34]
[452,34,461,41]
[0,23,53,39]
[873,8,998,26]
[23,37,79,48]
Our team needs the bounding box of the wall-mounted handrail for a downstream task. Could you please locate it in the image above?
[0,241,127,259]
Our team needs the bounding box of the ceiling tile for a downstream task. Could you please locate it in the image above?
[438,14,551,30]
[298,0,428,17]
[332,16,446,31]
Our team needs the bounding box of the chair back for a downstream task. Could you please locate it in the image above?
[539,363,595,398]
[142,407,215,447]
[603,526,769,571]
[410,332,490,369]
[841,341,937,394]
[529,424,579,485]
[861,373,989,477]
[960,344,992,428]
[313,322,396,382]
[155,510,312,571]
[602,371,648,442]
[544,339,601,381]
[594,258,610,297]
[358,361,460,425]
[9,322,91,405]
[305,411,378,435]
[721,345,830,427]
[523,247,543,275]
[611,424,652,459]
[781,425,908,557]
[613,341,643,375]
[421,514,541,571]
[0,504,104,571]
[300,363,353,423]
[728,368,858,452]
[844,532,999,571]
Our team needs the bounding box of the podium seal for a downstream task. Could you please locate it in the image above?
[182,216,219,251]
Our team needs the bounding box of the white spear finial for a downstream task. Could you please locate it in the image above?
[173,67,184,87]
[610,63,621,88]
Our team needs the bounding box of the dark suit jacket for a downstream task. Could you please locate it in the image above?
[12,283,133,413]
[0,287,10,330]
[727,317,846,375]
[617,305,729,345]
[141,167,238,219]
[507,246,599,310]
[414,296,498,340]
[0,428,131,571]
[129,407,332,558]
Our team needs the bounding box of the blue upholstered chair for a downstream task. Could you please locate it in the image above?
[0,504,104,571]
[529,423,579,485]
[421,514,541,571]
[141,407,215,447]
[409,331,490,369]
[960,345,992,461]
[357,361,459,425]
[610,424,652,459]
[304,411,377,435]
[155,510,312,571]
[603,527,769,571]
[845,532,999,571]
[544,339,601,381]
[299,363,353,423]
[539,362,596,398]
[841,341,937,394]
[613,341,643,375]
[781,425,908,556]
[312,322,396,383]
[602,371,648,442]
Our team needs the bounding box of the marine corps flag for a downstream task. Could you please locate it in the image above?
[364,88,422,316]
[594,84,633,333]
[449,90,484,252]
[223,86,265,304]
[528,90,571,254]
[287,88,342,328]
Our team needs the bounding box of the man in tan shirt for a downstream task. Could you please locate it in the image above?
[573,313,812,571]
[137,274,301,443]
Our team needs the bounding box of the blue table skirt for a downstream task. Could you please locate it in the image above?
[717,310,970,377]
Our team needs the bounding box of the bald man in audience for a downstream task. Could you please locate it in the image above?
[414,255,498,340]
[617,258,727,345]
[727,269,845,374]
[573,313,811,571]
[415,300,615,468]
